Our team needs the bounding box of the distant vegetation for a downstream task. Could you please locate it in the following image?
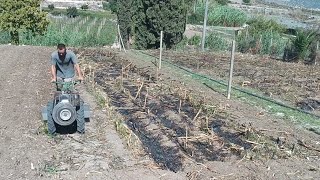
[0,0,49,44]
[0,3,116,47]
[188,3,247,27]
[0,0,318,64]
[181,1,319,64]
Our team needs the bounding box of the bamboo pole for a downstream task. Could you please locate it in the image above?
[118,24,126,52]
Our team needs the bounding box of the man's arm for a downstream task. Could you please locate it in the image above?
[51,65,57,82]
[70,51,84,81]
[75,64,84,81]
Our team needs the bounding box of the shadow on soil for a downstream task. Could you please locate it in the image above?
[55,121,77,134]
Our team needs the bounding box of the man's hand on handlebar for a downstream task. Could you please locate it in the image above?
[78,76,84,82]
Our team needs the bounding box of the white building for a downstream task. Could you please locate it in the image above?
[41,0,104,10]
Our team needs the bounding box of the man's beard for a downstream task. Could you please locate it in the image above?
[58,52,66,61]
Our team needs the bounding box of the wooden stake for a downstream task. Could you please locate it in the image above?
[201,0,209,51]
[227,40,236,99]
[315,41,319,65]
[159,31,163,70]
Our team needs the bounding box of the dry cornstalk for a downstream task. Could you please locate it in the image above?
[120,67,124,89]
[297,140,320,152]
[143,87,149,110]
[192,107,202,121]
[135,81,144,99]
[123,62,132,70]
[185,125,188,149]
[178,99,182,114]
[259,129,291,135]
[178,134,219,142]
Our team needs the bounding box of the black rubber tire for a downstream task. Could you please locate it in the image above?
[47,101,56,135]
[76,100,85,134]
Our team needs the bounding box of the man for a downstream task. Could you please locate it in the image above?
[51,44,84,90]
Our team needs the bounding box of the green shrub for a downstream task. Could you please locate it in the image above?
[205,32,229,51]
[188,35,201,46]
[81,4,89,10]
[290,29,318,62]
[247,16,286,35]
[187,12,203,25]
[236,30,287,57]
[67,7,78,18]
[48,4,54,11]
[216,0,228,5]
[208,5,247,27]
[187,2,247,26]
[243,0,251,4]
[175,36,189,50]
[0,31,10,44]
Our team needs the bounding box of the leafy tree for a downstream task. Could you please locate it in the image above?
[107,0,134,48]
[215,0,228,5]
[132,0,191,49]
[66,7,78,18]
[243,0,251,4]
[0,0,49,44]
[102,0,118,12]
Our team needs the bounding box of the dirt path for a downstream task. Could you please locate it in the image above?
[0,45,185,179]
[0,45,54,179]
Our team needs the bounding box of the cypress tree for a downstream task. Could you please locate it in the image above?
[109,0,134,48]
[133,0,191,49]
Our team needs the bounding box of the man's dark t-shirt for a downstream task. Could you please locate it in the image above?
[51,50,78,79]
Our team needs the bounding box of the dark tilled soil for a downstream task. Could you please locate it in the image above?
[92,48,320,180]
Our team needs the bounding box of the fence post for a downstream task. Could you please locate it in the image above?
[316,41,319,65]
[201,0,209,51]
[159,31,163,70]
[227,40,236,99]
